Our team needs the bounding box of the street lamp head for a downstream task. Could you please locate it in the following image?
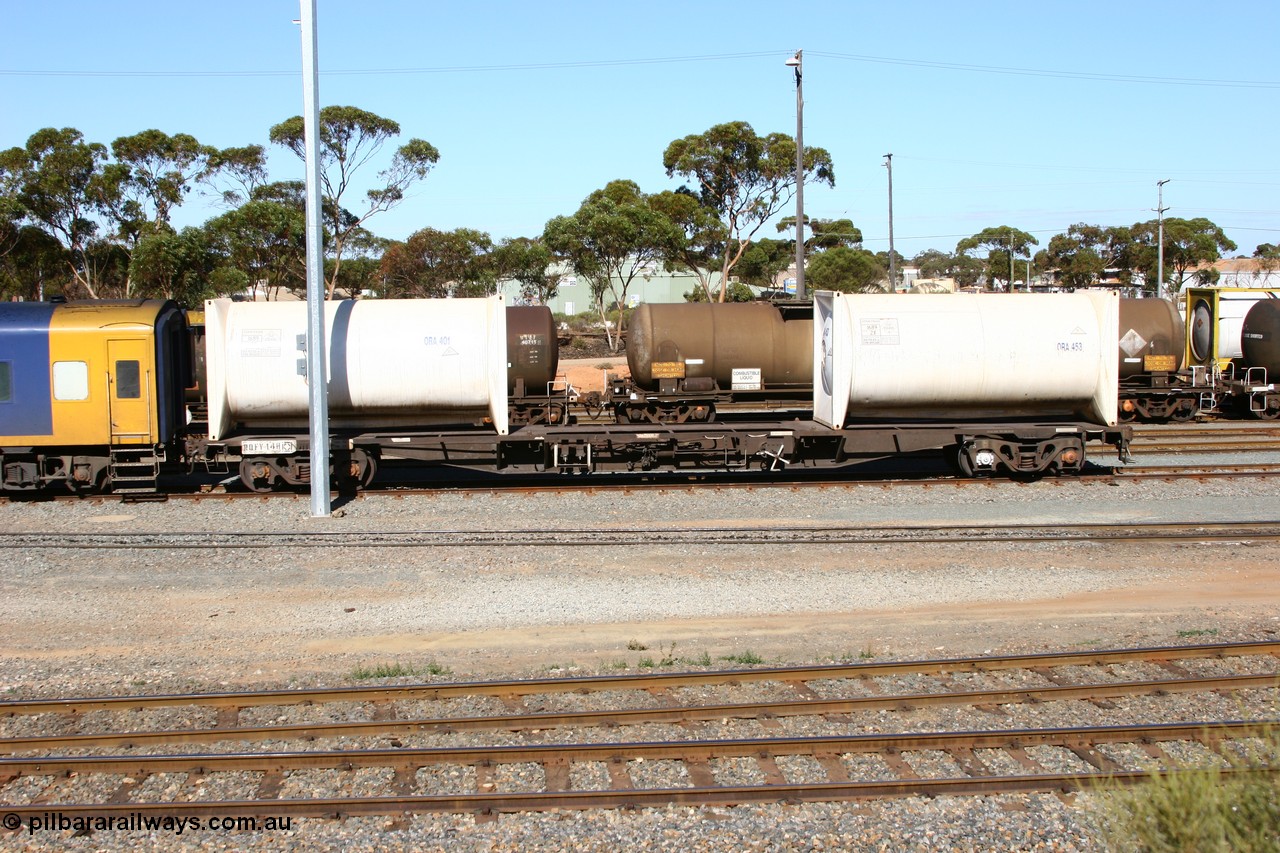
[785,52,801,68]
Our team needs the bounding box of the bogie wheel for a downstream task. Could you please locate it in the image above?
[945,444,977,478]
[348,450,378,489]
[1253,401,1280,421]
[238,457,277,493]
[1169,405,1197,422]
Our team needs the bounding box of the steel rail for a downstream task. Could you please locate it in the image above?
[2,640,1275,717]
[4,672,1276,753]
[3,520,1279,549]
[0,720,1267,778]
[1,722,1272,820]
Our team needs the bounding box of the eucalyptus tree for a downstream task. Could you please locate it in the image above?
[202,182,307,300]
[0,128,111,296]
[270,106,439,299]
[648,188,726,302]
[543,179,680,351]
[1128,217,1236,296]
[379,227,494,299]
[956,226,1039,290]
[491,236,563,305]
[106,130,219,243]
[806,247,886,293]
[735,237,791,290]
[129,226,217,305]
[1044,223,1135,289]
[663,121,833,301]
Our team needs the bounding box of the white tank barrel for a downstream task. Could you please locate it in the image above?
[205,296,508,441]
[814,291,1118,427]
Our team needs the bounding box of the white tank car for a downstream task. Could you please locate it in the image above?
[814,290,1118,427]
[204,296,508,441]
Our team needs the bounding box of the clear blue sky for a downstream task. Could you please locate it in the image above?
[4,1,1277,260]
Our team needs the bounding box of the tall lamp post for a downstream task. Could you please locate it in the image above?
[298,0,330,517]
[785,50,805,299]
[1156,179,1170,299]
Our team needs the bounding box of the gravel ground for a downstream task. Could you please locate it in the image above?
[1,474,1279,850]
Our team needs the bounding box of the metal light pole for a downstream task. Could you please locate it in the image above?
[299,0,330,517]
[785,50,805,299]
[884,153,896,291]
[1156,179,1170,299]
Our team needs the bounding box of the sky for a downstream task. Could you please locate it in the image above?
[3,1,1278,261]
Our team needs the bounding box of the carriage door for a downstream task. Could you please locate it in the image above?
[107,339,152,444]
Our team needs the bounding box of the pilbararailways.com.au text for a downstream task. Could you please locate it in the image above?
[5,811,294,836]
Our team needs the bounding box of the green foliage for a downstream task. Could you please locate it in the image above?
[109,129,218,237]
[1129,217,1238,296]
[720,650,765,665]
[780,216,862,251]
[648,187,726,301]
[912,248,954,279]
[1086,726,1280,852]
[201,183,306,299]
[956,226,1039,290]
[492,236,562,304]
[543,179,679,350]
[807,246,886,293]
[663,120,834,301]
[270,106,440,298]
[129,226,217,306]
[350,660,451,680]
[683,281,755,302]
[1045,223,1134,289]
[379,226,494,299]
[2,127,110,296]
[736,237,792,290]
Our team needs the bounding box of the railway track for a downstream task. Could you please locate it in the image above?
[1,642,1276,823]
[3,520,1279,549]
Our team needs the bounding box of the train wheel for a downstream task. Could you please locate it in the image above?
[351,449,378,489]
[1169,405,1196,423]
[1253,400,1280,421]
[238,457,277,493]
[946,444,977,478]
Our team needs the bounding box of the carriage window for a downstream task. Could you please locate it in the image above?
[52,361,89,401]
[115,360,141,399]
[0,362,10,402]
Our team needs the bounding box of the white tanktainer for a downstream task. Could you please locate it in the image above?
[205,296,509,442]
[814,290,1119,427]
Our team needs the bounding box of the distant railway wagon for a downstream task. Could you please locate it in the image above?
[0,299,189,493]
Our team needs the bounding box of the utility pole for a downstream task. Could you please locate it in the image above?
[884,153,896,291]
[1008,230,1014,292]
[299,0,330,517]
[1156,179,1170,299]
[785,50,805,299]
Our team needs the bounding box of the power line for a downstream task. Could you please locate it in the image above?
[0,51,781,79]
[4,48,1277,89]
[810,50,1280,89]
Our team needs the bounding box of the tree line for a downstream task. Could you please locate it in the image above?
[2,106,1265,330]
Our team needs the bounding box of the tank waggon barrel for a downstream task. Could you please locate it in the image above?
[1118,297,1184,379]
[204,296,510,442]
[505,306,559,394]
[1242,300,1280,378]
[627,302,813,391]
[814,291,1119,426]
